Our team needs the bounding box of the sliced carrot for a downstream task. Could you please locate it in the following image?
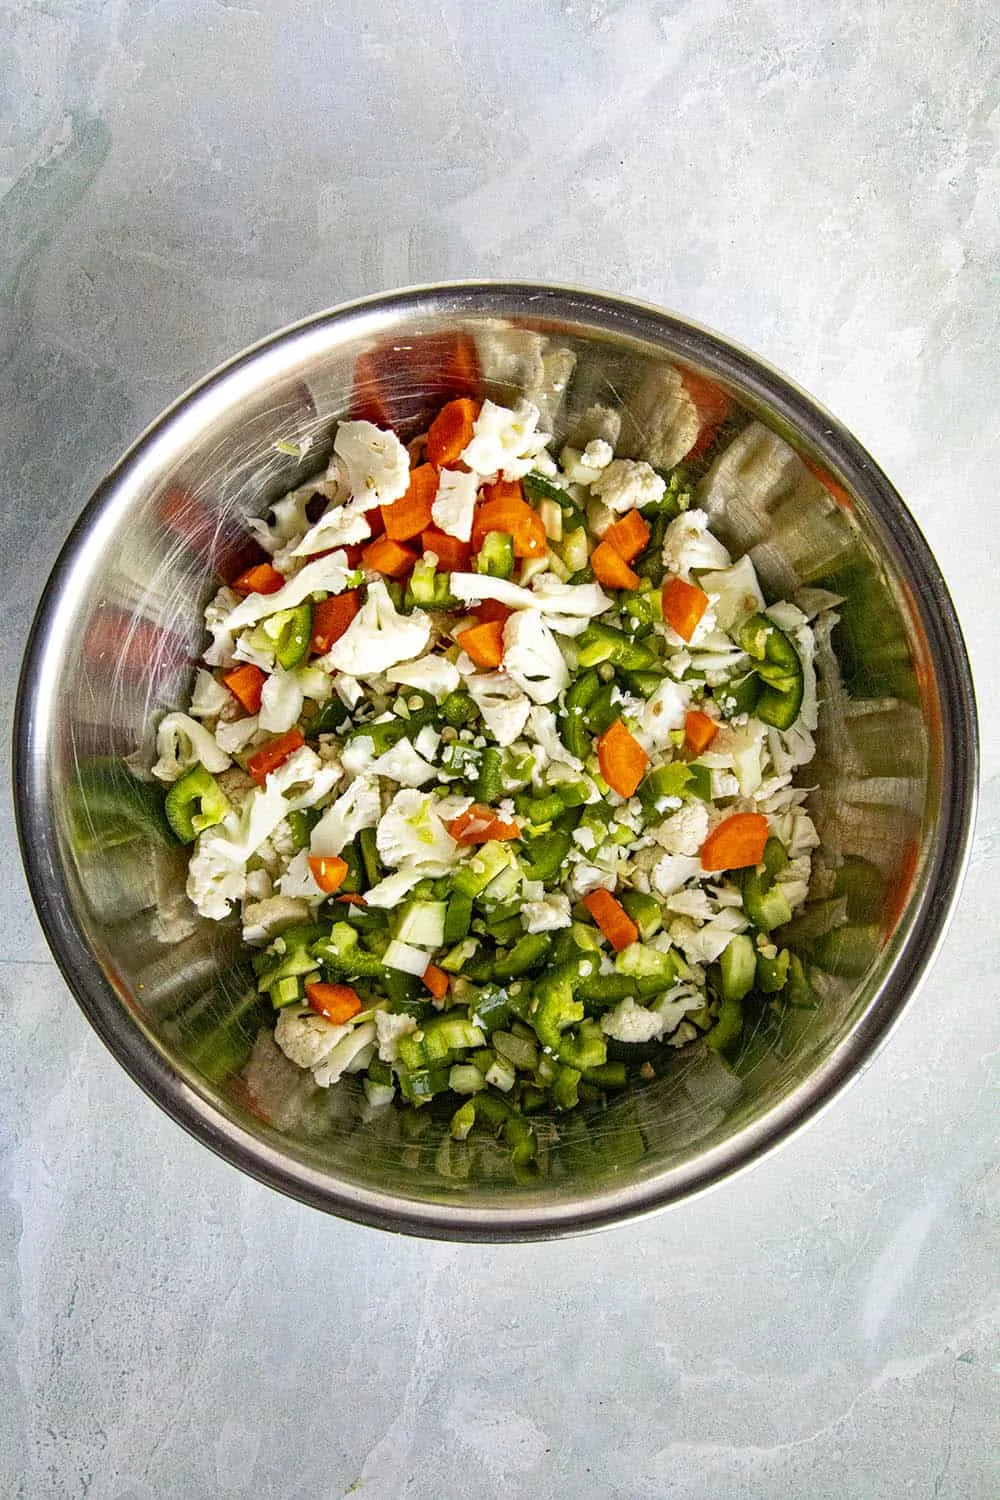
[222,662,267,716]
[582,888,639,953]
[362,534,418,578]
[662,576,709,641]
[684,708,719,755]
[426,397,479,466]
[335,893,368,908]
[381,463,439,541]
[310,589,361,654]
[602,510,650,563]
[305,981,363,1025]
[591,540,641,591]
[446,803,520,845]
[246,729,305,787]
[457,619,505,669]
[423,964,450,1000]
[472,485,547,559]
[700,812,769,872]
[472,599,512,626]
[596,719,648,798]
[421,527,473,572]
[307,854,349,894]
[682,369,733,460]
[232,561,285,596]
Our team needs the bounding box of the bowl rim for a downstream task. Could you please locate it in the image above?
[13,279,980,1240]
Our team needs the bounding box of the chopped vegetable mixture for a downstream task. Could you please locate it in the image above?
[152,387,837,1164]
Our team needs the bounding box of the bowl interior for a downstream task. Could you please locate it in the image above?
[16,287,975,1237]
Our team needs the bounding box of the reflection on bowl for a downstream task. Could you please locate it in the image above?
[14,284,977,1239]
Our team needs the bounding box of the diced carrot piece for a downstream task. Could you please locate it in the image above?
[305,981,363,1025]
[381,464,439,541]
[590,540,641,591]
[364,504,386,539]
[222,663,267,716]
[362,535,418,578]
[582,888,639,953]
[426,397,479,466]
[421,527,473,572]
[351,335,481,427]
[310,590,361,654]
[446,804,520,844]
[700,812,769,872]
[596,719,648,798]
[307,854,349,894]
[457,618,505,669]
[684,708,719,755]
[662,576,709,641]
[682,369,733,460]
[472,485,547,559]
[335,893,368,907]
[472,599,512,626]
[246,729,304,787]
[423,964,450,1000]
[602,510,650,563]
[232,561,285,596]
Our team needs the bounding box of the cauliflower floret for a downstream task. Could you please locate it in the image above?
[313,1021,377,1088]
[776,854,812,913]
[368,738,438,788]
[528,576,612,635]
[376,789,459,869]
[151,712,231,783]
[502,612,569,704]
[242,894,312,944]
[188,668,231,720]
[670,910,748,965]
[601,996,664,1044]
[522,893,572,933]
[222,552,357,634]
[636,679,691,751]
[277,501,371,565]
[275,849,323,900]
[591,458,666,514]
[258,668,305,735]
[375,1009,418,1063]
[527,704,583,774]
[651,853,703,897]
[203,586,242,668]
[214,715,262,754]
[326,580,431,676]
[333,420,410,508]
[567,862,608,898]
[309,776,381,857]
[386,653,461,701]
[362,868,435,908]
[462,668,532,746]
[460,399,550,480]
[662,508,731,578]
[653,802,710,857]
[431,468,479,542]
[583,438,614,470]
[275,1008,351,1070]
[247,487,318,556]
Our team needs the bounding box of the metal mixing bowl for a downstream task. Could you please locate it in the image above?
[14,283,978,1240]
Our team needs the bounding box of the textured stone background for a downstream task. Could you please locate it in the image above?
[1,2,997,1495]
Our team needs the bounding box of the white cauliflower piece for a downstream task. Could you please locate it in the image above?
[528,575,612,634]
[502,612,569,704]
[152,712,231,783]
[333,674,365,711]
[431,468,479,542]
[275,1008,351,1070]
[203,586,242,668]
[567,862,608,898]
[601,997,664,1044]
[376,789,459,869]
[527,704,584,774]
[463,669,532,746]
[247,487,318,555]
[258,668,304,734]
[276,849,323,900]
[362,868,437,908]
[309,776,381,857]
[699,554,765,635]
[386,653,461,701]
[375,1009,418,1063]
[278,502,371,564]
[583,438,614,469]
[333,420,410,508]
[326,580,430,676]
[522,893,572,933]
[651,853,703,898]
[188,668,231,720]
[312,1021,377,1088]
[460,399,550,480]
[242,894,312,944]
[449,574,537,611]
[221,552,356,634]
[670,910,748,965]
[653,802,710,857]
[636,679,691,751]
[776,854,812,913]
[369,738,438,788]
[591,458,666,513]
[662,508,731,578]
[214,715,262,754]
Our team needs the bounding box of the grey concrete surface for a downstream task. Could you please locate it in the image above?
[2,1,997,1496]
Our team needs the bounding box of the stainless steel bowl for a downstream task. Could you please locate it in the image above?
[14,283,978,1240]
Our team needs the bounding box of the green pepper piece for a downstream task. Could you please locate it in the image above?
[164,764,232,843]
[521,829,573,884]
[475,746,504,804]
[685,763,713,801]
[493,933,550,980]
[271,603,313,669]
[639,761,692,806]
[476,531,516,579]
[440,690,478,728]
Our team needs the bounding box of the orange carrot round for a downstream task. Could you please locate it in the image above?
[472,486,547,559]
[700,812,769,872]
[596,719,649,798]
[426,397,479,466]
[305,981,363,1025]
[662,576,709,641]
